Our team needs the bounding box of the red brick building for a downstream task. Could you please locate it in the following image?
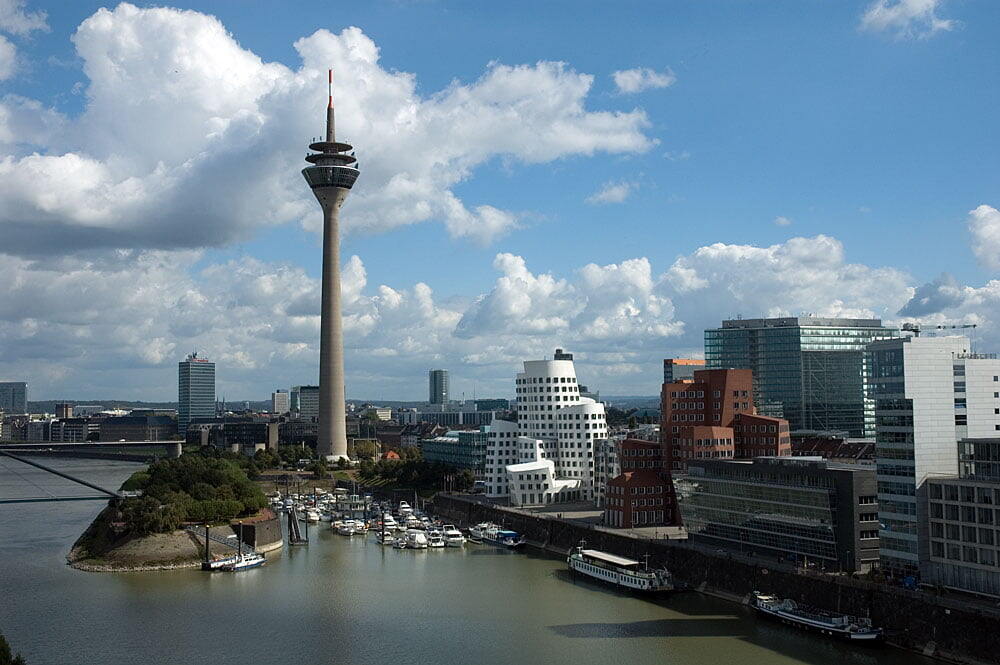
[661,368,790,470]
[604,438,682,528]
[732,412,791,457]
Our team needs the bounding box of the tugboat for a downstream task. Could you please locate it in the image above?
[752,592,883,642]
[566,541,673,592]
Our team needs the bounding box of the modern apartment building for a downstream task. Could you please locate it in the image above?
[429,369,449,405]
[925,438,1000,597]
[483,349,608,506]
[870,335,1000,578]
[681,456,880,573]
[661,368,791,471]
[705,317,898,436]
[0,382,28,414]
[178,353,215,436]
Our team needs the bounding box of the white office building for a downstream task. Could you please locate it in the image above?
[271,390,290,414]
[870,335,1000,577]
[484,349,607,506]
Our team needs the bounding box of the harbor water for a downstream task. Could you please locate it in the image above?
[0,458,936,665]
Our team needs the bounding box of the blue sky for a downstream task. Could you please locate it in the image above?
[1,0,998,401]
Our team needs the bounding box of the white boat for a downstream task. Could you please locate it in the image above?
[405,529,428,549]
[567,542,673,592]
[427,529,445,548]
[752,592,883,642]
[398,501,413,517]
[382,513,397,529]
[202,555,239,571]
[442,525,466,547]
[336,520,357,536]
[468,523,526,549]
[375,529,395,545]
[221,551,264,572]
[354,521,369,535]
[305,509,321,523]
[393,535,408,549]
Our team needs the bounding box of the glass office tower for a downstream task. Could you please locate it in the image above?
[178,352,216,436]
[705,317,898,437]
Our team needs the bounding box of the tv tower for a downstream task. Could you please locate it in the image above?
[302,70,359,461]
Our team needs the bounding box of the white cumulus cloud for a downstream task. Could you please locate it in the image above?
[0,0,47,36]
[969,205,1000,271]
[612,67,676,94]
[0,4,656,256]
[774,216,792,227]
[585,180,636,205]
[860,0,955,39]
[0,34,14,79]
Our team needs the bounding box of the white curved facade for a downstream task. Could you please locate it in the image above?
[485,350,607,506]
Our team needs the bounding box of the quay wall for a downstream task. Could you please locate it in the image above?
[433,495,1000,665]
[235,513,284,553]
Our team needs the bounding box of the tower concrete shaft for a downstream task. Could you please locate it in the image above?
[318,187,349,460]
[302,69,360,461]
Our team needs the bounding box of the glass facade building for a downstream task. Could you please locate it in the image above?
[680,457,880,573]
[420,428,488,476]
[705,317,898,437]
[178,353,215,436]
[429,369,449,405]
[0,382,28,414]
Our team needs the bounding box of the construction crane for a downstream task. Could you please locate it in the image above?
[901,322,977,337]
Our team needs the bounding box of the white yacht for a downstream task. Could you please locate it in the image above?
[393,534,408,549]
[405,529,428,549]
[382,513,397,530]
[304,509,321,523]
[375,529,395,545]
[442,525,466,547]
[427,529,445,548]
[398,501,414,517]
[336,519,357,536]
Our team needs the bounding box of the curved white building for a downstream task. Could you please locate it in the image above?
[485,349,607,506]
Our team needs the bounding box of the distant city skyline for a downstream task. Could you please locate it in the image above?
[1,1,999,401]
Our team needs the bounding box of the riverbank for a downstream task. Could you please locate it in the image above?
[434,494,1000,665]
[67,506,284,572]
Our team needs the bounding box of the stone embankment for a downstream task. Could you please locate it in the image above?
[433,494,1000,665]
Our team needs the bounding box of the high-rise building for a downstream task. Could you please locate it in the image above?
[661,368,791,471]
[663,358,704,384]
[295,386,320,423]
[870,335,1000,578]
[55,403,73,419]
[705,317,898,437]
[0,382,28,414]
[272,389,290,414]
[302,69,360,461]
[483,349,607,506]
[178,353,215,437]
[429,369,449,405]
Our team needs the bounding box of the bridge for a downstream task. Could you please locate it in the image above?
[0,441,178,504]
[0,448,145,504]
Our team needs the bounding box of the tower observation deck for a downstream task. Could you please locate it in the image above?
[302,70,359,461]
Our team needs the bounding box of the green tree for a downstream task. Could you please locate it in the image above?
[352,439,377,461]
[0,632,26,665]
[454,469,476,491]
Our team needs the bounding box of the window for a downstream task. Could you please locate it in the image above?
[860,530,878,540]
